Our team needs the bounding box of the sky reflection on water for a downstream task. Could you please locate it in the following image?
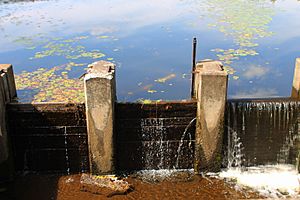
[0,0,299,102]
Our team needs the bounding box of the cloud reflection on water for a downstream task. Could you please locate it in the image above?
[230,88,278,99]
[243,65,270,79]
[0,0,191,52]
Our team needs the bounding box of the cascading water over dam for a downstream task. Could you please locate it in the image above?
[115,102,196,171]
[220,99,300,198]
[225,100,300,167]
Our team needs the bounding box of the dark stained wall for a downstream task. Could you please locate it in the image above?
[7,103,88,173]
[7,101,197,173]
[7,98,299,173]
[115,102,197,171]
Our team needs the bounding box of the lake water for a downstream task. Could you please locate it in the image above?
[0,0,299,102]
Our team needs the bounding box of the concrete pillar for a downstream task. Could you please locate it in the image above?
[0,64,16,187]
[0,78,8,164]
[0,64,17,101]
[291,58,300,99]
[84,61,116,175]
[193,60,228,173]
[0,64,16,164]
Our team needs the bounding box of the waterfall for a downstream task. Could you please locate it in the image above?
[175,117,196,169]
[64,127,70,175]
[220,100,300,198]
[139,116,195,170]
[226,128,244,169]
[225,100,300,167]
[140,118,167,170]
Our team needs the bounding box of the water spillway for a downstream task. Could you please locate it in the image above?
[225,99,300,168]
[222,98,300,197]
[116,102,196,171]
[7,99,300,174]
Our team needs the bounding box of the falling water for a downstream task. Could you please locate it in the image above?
[218,100,300,198]
[140,118,167,170]
[64,127,70,175]
[226,128,244,169]
[175,117,196,169]
[277,111,300,165]
[138,115,195,173]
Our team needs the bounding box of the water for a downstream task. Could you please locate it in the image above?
[140,118,168,169]
[137,114,195,170]
[134,169,194,182]
[226,129,244,169]
[0,0,300,102]
[175,117,195,168]
[225,100,300,166]
[219,165,300,198]
[217,100,300,198]
[64,127,70,175]
[2,0,300,196]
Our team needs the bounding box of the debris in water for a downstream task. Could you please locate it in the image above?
[155,73,176,83]
[142,84,153,90]
[147,89,157,93]
[97,35,109,39]
[232,75,239,80]
[137,98,152,104]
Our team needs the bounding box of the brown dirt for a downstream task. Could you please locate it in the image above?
[0,173,263,200]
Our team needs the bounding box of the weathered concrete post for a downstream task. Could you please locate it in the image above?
[290,58,300,172]
[0,64,17,186]
[0,75,8,164]
[0,64,16,164]
[84,61,116,175]
[291,58,300,99]
[193,60,228,173]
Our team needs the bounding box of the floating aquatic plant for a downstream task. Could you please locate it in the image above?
[29,36,106,60]
[147,89,157,93]
[204,0,275,76]
[15,63,85,103]
[12,33,118,102]
[137,98,162,104]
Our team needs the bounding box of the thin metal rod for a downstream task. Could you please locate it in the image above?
[191,37,197,98]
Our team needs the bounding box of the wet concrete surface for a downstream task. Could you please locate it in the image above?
[0,173,262,200]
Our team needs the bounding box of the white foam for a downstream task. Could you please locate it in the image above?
[218,164,300,198]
